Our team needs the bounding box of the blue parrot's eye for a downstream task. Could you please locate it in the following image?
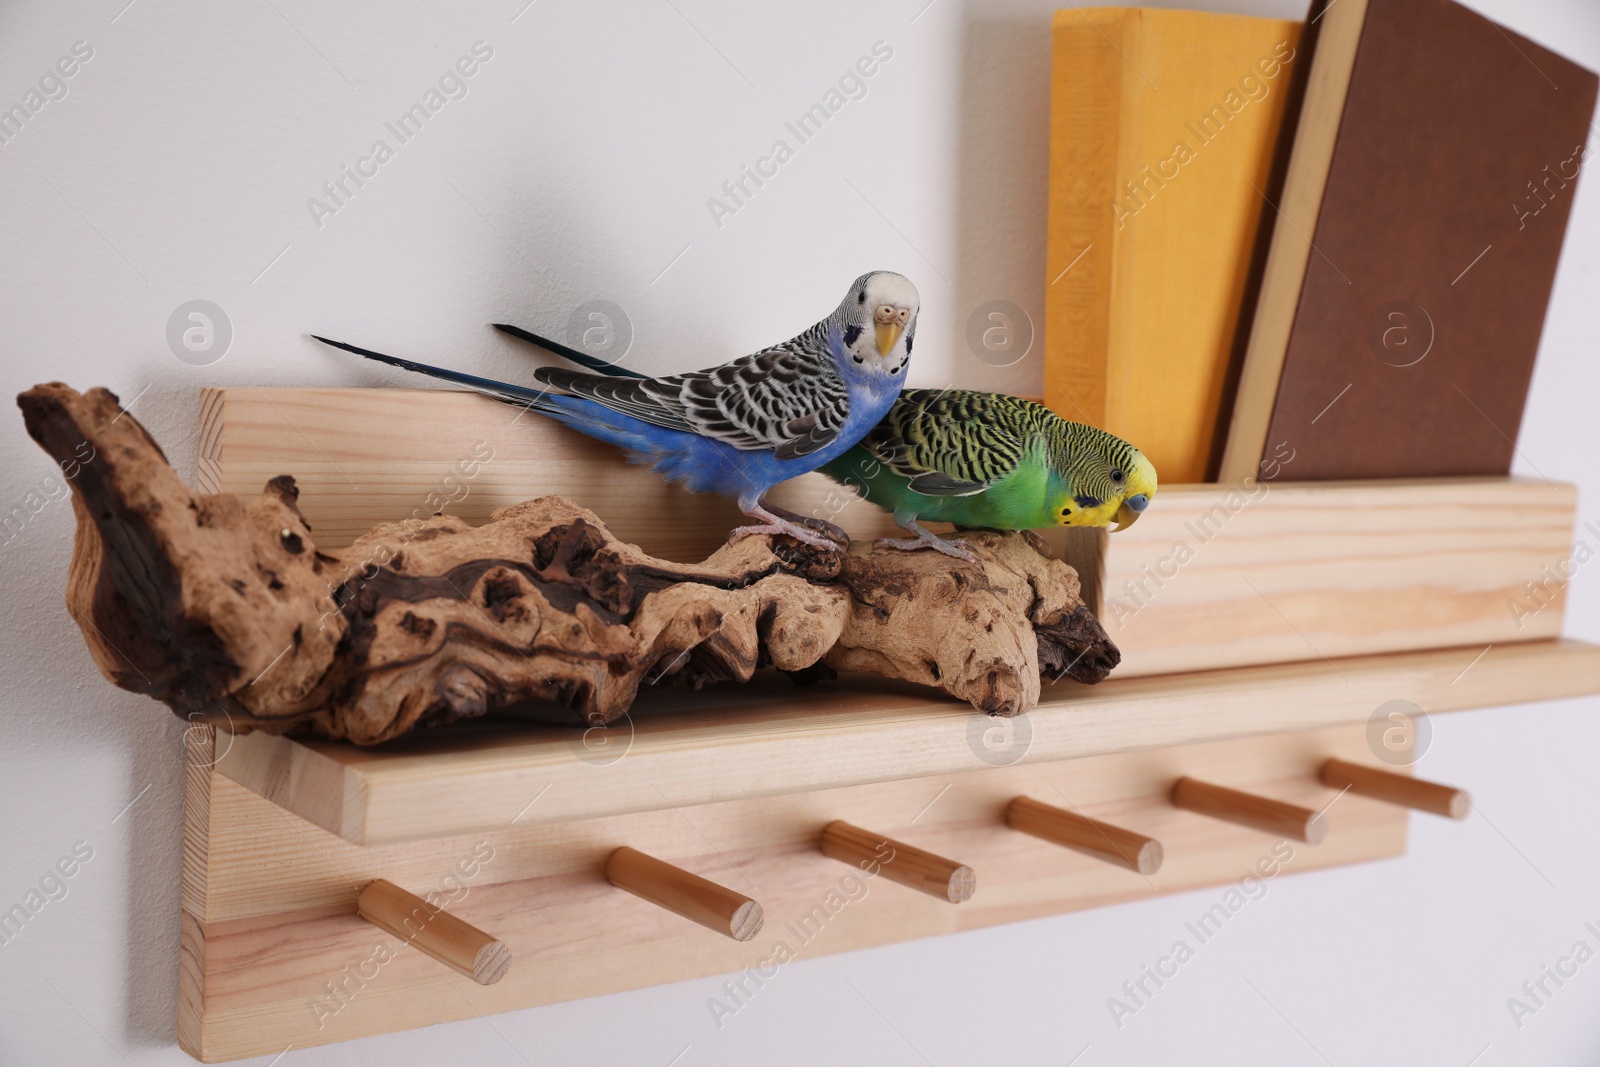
[858,291,867,304]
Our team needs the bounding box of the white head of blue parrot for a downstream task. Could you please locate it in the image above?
[828,271,919,380]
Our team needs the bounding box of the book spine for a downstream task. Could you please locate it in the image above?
[1044,10,1131,431]
[1215,0,1369,484]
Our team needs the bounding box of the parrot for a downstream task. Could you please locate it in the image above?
[312,271,919,548]
[818,388,1157,562]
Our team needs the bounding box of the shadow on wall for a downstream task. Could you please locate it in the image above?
[947,0,1296,395]
[125,714,187,1049]
[952,8,1053,395]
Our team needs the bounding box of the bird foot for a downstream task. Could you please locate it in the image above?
[797,515,851,546]
[759,502,852,547]
[875,533,981,565]
[730,521,839,551]
[1019,529,1054,559]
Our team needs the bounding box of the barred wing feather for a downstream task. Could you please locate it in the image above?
[856,389,1031,496]
[536,344,850,457]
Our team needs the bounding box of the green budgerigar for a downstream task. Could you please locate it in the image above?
[819,388,1157,561]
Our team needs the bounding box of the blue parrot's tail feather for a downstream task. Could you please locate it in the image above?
[533,394,683,470]
[491,323,645,379]
[311,336,553,407]
[314,334,731,496]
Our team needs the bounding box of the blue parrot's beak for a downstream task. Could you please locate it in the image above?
[875,322,903,357]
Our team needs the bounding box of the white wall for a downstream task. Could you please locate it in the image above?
[1,0,1597,1063]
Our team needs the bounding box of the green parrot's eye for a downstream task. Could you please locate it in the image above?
[1110,468,1125,482]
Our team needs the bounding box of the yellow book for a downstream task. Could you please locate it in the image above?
[1045,8,1301,484]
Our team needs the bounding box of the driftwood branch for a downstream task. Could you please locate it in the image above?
[18,382,1118,744]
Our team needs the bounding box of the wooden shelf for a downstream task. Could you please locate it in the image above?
[185,718,1417,1061]
[1059,474,1573,677]
[219,639,1600,846]
[186,644,1600,1060]
[175,387,1599,1061]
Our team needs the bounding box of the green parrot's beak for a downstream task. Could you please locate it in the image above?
[1111,500,1142,531]
[1111,491,1150,532]
[876,322,903,357]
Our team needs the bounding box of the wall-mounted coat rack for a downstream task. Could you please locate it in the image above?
[172,389,1600,1061]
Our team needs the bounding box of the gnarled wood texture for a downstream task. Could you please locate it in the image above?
[18,382,1117,743]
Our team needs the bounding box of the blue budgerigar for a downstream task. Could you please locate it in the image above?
[313,271,919,548]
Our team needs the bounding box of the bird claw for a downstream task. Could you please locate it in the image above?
[1019,529,1054,558]
[797,515,851,546]
[758,502,851,547]
[730,521,839,551]
[874,534,981,565]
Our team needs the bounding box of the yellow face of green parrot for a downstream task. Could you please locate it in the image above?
[1111,450,1158,531]
[1055,447,1158,531]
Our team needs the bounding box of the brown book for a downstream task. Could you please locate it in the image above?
[1217,0,1598,483]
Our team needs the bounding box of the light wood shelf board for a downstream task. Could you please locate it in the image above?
[218,639,1600,845]
[196,720,1367,925]
[1085,474,1573,676]
[201,388,1576,682]
[198,386,903,562]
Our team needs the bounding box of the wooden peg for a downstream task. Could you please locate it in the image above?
[605,846,763,941]
[1319,758,1470,819]
[1006,797,1164,875]
[1171,777,1327,845]
[356,878,510,985]
[819,820,975,903]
